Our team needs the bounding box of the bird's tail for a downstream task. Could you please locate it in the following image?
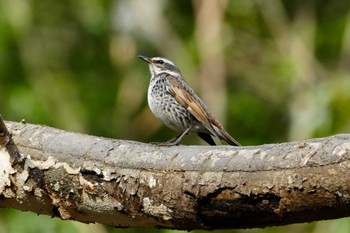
[208,114,241,146]
[217,128,241,146]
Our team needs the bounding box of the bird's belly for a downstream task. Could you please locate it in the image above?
[148,91,193,132]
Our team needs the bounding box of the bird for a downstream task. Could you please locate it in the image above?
[138,55,241,146]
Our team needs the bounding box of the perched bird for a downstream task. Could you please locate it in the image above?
[138,55,241,146]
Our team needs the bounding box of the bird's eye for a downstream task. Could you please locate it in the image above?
[156,60,164,64]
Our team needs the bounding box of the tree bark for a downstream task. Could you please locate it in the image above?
[0,119,350,230]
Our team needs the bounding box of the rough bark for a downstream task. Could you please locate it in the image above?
[0,119,350,230]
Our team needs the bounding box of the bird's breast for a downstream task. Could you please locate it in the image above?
[147,78,193,132]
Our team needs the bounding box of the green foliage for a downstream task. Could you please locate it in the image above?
[1,0,350,232]
[0,209,78,233]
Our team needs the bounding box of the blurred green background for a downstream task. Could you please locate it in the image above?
[1,0,350,232]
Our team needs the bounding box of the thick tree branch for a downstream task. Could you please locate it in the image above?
[1,119,350,230]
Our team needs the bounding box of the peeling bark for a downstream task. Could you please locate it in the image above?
[0,120,350,230]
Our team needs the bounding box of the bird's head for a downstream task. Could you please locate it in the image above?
[138,55,180,76]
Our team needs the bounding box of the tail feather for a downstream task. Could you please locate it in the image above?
[197,132,216,146]
[218,129,241,146]
[208,114,241,146]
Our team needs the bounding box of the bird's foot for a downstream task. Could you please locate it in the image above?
[149,128,192,146]
[149,138,180,146]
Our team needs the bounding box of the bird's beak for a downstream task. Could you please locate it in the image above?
[137,55,152,64]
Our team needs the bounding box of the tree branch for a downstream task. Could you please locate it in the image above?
[1,119,350,230]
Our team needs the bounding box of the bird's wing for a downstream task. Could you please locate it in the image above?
[165,74,241,146]
[165,75,217,136]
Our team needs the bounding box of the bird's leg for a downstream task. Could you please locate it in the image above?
[152,126,193,146]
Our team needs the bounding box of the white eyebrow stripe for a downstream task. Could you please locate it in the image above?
[158,70,181,77]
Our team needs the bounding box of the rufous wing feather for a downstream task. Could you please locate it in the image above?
[166,75,241,146]
[165,76,218,137]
